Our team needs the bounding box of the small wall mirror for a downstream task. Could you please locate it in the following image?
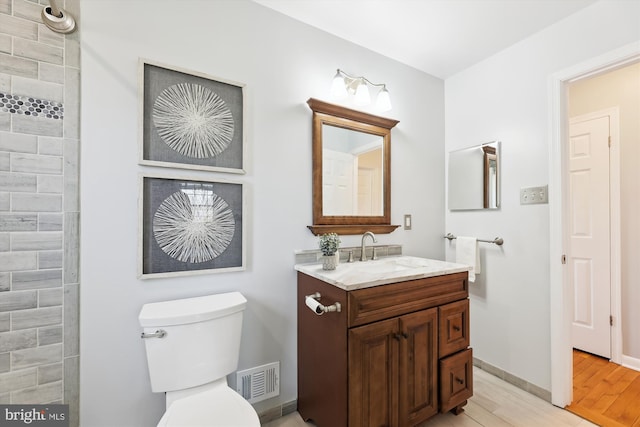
[307,98,400,235]
[448,141,500,210]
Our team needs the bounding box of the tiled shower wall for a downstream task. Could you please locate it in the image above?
[0,0,80,425]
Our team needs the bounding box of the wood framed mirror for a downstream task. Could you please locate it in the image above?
[307,98,400,235]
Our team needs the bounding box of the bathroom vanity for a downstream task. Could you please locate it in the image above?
[296,256,472,427]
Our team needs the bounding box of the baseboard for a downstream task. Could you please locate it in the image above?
[473,357,552,402]
[621,354,640,373]
[257,399,297,425]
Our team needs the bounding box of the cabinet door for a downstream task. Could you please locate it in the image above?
[399,308,438,427]
[349,318,399,427]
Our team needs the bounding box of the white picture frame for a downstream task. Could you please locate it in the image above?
[139,59,246,174]
[138,173,245,279]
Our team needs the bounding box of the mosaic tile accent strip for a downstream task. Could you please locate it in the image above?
[0,92,64,120]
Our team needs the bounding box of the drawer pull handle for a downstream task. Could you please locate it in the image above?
[393,333,408,340]
[455,377,464,385]
[305,292,341,316]
[453,325,461,332]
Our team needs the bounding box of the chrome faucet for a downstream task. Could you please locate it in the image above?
[360,231,378,262]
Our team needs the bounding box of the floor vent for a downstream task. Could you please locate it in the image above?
[236,361,280,404]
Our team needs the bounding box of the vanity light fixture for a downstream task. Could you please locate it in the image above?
[330,69,392,112]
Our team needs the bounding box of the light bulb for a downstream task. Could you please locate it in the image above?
[330,70,348,99]
[376,87,392,111]
[354,80,370,105]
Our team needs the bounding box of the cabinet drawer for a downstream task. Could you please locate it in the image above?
[438,299,470,358]
[348,272,468,327]
[439,348,473,413]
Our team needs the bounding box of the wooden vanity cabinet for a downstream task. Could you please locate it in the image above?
[297,270,471,427]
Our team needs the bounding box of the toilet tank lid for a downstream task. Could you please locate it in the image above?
[138,292,247,327]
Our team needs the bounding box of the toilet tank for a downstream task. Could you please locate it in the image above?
[139,292,247,393]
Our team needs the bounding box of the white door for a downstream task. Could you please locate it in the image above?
[569,114,611,358]
[357,168,374,215]
[322,149,354,216]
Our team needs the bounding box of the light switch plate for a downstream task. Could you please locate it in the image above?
[520,185,548,205]
[404,214,412,230]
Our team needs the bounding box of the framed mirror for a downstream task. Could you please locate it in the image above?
[448,141,500,210]
[307,98,400,235]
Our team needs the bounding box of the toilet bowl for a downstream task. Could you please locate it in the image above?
[157,378,259,426]
[139,292,260,427]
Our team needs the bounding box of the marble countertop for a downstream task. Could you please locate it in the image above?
[294,255,470,291]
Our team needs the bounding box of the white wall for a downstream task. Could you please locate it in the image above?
[79,1,445,425]
[568,62,640,360]
[445,0,640,392]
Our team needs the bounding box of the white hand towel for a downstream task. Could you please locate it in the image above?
[456,236,481,283]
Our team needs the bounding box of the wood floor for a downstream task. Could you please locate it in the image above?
[567,349,640,427]
[263,367,596,427]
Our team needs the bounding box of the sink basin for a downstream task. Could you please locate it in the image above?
[341,256,425,274]
[347,257,417,275]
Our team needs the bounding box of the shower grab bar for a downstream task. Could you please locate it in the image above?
[444,233,504,246]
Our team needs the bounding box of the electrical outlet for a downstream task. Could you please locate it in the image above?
[520,185,548,205]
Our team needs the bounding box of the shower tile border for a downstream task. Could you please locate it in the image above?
[0,92,64,120]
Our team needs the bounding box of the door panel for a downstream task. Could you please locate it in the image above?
[349,318,399,427]
[399,309,438,427]
[357,167,374,215]
[569,115,611,358]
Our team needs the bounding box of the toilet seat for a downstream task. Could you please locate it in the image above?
[157,386,260,427]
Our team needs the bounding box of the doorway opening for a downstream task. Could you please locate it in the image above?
[549,42,640,410]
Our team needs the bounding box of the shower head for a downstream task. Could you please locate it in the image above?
[41,0,76,34]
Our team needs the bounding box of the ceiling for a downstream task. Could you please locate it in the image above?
[252,0,599,79]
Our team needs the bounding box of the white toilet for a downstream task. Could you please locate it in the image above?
[138,292,260,427]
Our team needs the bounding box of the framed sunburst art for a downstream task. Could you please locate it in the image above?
[139,174,245,279]
[139,59,245,174]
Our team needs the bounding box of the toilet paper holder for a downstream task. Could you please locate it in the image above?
[305,292,341,316]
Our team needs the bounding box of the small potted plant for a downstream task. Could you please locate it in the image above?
[319,233,341,270]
